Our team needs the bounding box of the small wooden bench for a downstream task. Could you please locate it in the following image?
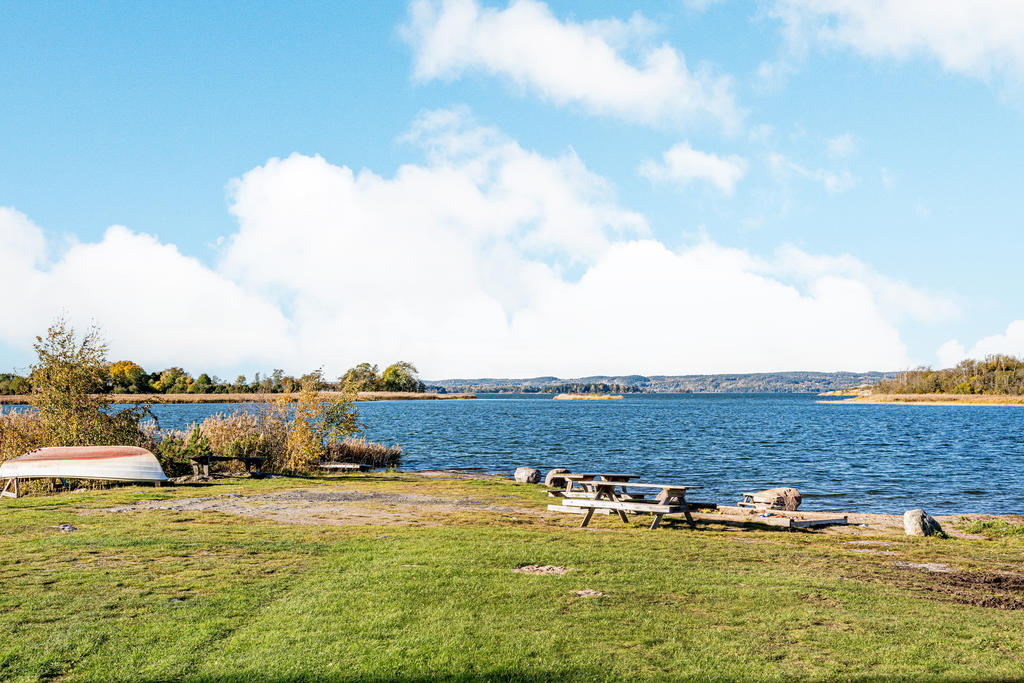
[320,462,371,472]
[189,455,266,477]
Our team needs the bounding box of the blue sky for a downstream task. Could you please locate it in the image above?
[2,0,1023,379]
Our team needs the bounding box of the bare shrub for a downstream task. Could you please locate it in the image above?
[30,319,150,448]
[266,375,360,474]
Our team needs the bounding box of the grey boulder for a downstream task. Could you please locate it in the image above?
[514,467,541,484]
[544,468,571,488]
[904,509,944,536]
[750,487,802,511]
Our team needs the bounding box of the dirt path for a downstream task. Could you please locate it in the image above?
[99,487,539,526]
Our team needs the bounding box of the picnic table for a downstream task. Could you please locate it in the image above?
[559,480,702,530]
[558,473,640,496]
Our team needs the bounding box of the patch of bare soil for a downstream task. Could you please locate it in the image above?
[95,488,539,527]
[895,565,1024,610]
[514,565,572,575]
[572,589,605,597]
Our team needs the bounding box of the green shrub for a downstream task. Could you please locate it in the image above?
[156,427,212,478]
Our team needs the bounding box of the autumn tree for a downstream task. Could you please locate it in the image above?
[340,362,382,392]
[109,360,148,393]
[381,361,425,393]
[153,367,192,394]
[29,319,149,446]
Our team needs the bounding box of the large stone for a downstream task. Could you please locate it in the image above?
[904,509,944,537]
[750,487,802,511]
[544,468,571,488]
[514,467,541,484]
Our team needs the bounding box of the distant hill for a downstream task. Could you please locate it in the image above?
[424,371,897,394]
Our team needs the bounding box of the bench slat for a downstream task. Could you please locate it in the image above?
[560,499,683,514]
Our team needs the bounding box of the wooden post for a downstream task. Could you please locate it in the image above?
[579,508,595,528]
[650,514,663,530]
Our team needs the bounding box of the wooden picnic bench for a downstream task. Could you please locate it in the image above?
[559,481,702,530]
[189,454,265,477]
[319,462,371,472]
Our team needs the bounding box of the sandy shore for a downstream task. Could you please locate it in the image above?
[819,393,1024,406]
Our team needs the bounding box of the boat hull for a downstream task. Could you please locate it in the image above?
[0,446,168,482]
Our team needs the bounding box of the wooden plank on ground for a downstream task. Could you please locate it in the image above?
[791,517,848,528]
[686,512,794,529]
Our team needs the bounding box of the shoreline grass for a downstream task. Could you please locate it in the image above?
[3,474,1024,681]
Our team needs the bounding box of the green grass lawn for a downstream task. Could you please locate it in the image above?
[2,475,1024,681]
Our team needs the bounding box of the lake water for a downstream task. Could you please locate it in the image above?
[138,393,1024,515]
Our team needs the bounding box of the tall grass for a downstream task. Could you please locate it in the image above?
[324,436,402,469]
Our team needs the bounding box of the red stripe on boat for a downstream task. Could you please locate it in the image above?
[21,446,152,461]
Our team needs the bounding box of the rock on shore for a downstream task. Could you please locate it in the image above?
[904,509,944,536]
[514,467,541,484]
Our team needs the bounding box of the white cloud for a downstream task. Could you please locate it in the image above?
[937,321,1024,367]
[826,132,856,159]
[0,215,291,371]
[770,0,1024,83]
[767,245,958,325]
[1,111,949,377]
[769,152,857,194]
[936,339,967,368]
[754,58,797,93]
[880,167,895,189]
[639,142,747,195]
[401,0,741,131]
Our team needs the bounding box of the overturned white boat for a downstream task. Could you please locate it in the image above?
[1,446,167,498]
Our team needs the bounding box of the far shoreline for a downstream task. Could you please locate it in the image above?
[0,391,476,405]
[819,393,1024,407]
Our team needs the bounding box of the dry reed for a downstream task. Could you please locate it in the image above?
[324,435,402,469]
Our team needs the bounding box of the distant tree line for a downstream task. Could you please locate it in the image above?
[541,383,641,395]
[873,355,1024,395]
[426,371,899,394]
[0,359,426,395]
